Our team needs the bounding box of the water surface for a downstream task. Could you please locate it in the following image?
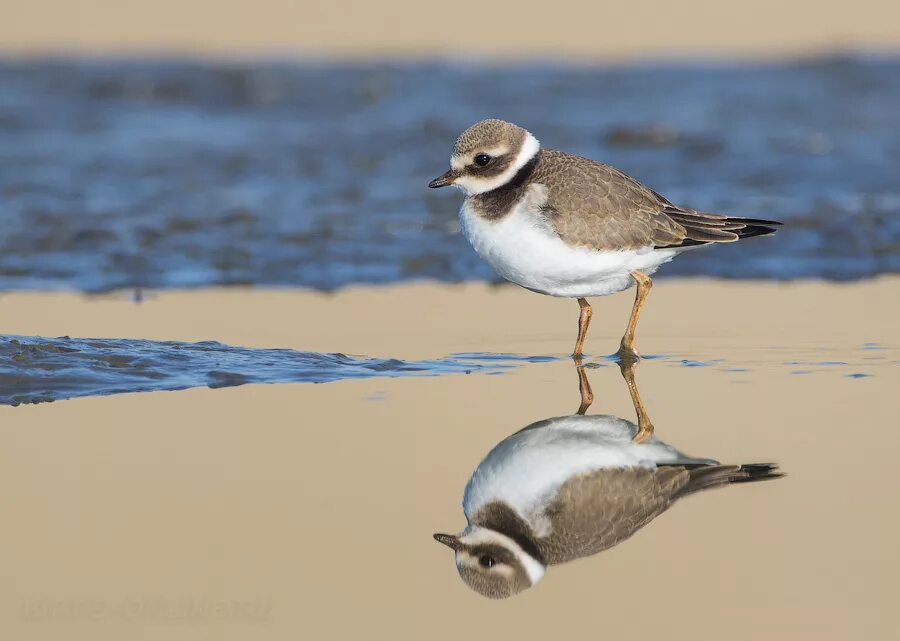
[3,349,896,639]
[1,56,898,292]
[0,335,561,405]
[2,333,891,406]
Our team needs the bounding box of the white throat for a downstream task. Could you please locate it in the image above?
[455,132,540,196]
[459,525,546,586]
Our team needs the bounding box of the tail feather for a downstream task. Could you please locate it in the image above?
[675,463,783,499]
[660,207,783,248]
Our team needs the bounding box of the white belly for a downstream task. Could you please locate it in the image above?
[462,415,712,534]
[460,200,681,298]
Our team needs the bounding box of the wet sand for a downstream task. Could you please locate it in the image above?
[0,277,896,358]
[1,279,898,640]
[3,0,900,59]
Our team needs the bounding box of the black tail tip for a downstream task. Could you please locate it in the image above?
[737,223,781,240]
[734,463,784,483]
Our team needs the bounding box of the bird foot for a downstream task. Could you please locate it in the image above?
[616,343,641,364]
[632,423,655,444]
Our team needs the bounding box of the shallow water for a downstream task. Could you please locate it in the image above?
[1,56,899,292]
[2,347,897,640]
[0,334,562,405]
[2,332,892,405]
[0,53,897,641]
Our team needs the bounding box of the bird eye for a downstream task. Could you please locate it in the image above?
[479,555,496,568]
[473,154,492,167]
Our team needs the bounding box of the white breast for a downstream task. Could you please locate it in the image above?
[462,415,712,535]
[459,186,681,298]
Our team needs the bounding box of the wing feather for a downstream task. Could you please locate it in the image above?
[535,463,781,565]
[534,150,781,251]
[535,467,689,565]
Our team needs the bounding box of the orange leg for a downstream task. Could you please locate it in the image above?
[619,271,653,356]
[619,358,654,443]
[575,359,594,415]
[572,297,593,358]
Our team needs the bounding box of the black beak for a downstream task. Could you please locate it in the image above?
[433,533,463,551]
[428,169,457,189]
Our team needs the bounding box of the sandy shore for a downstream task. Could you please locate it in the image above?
[3,0,900,60]
[0,277,896,358]
[1,279,898,640]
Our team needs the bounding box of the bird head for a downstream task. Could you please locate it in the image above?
[432,526,545,599]
[428,119,540,196]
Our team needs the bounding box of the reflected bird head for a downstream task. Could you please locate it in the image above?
[433,527,545,599]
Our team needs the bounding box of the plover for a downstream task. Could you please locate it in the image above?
[433,367,782,599]
[429,119,782,357]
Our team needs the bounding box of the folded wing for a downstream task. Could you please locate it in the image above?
[535,150,781,251]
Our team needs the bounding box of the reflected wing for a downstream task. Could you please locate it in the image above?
[536,466,689,564]
[537,463,781,565]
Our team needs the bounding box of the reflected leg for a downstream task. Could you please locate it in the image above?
[619,356,654,443]
[575,358,594,415]
[619,271,653,357]
[573,297,593,359]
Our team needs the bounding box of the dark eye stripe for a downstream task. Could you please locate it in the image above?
[469,153,514,177]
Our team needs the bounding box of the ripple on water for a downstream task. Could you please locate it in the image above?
[0,335,545,406]
[2,338,893,406]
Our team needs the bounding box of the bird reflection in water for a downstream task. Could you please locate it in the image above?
[434,357,782,599]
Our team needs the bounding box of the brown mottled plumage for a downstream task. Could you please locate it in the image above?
[468,149,780,251]
[471,463,781,567]
[429,119,782,356]
[432,371,784,599]
[453,118,526,158]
